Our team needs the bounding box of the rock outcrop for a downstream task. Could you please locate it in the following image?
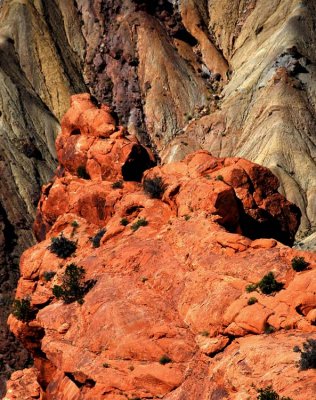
[0,0,316,393]
[0,1,86,387]
[5,97,315,399]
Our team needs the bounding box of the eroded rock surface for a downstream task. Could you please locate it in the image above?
[5,99,315,399]
[0,0,316,394]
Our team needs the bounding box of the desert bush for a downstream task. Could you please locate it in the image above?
[159,355,172,365]
[91,228,106,248]
[295,339,316,370]
[43,271,56,282]
[143,176,166,199]
[131,218,148,232]
[12,298,35,322]
[248,297,258,305]
[258,272,284,295]
[264,324,276,334]
[246,283,258,293]
[52,264,95,304]
[120,218,129,226]
[48,234,77,259]
[291,256,309,272]
[71,221,79,228]
[112,180,123,189]
[70,220,79,237]
[256,386,292,400]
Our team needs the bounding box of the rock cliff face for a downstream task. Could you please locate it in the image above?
[0,0,316,394]
[5,96,315,400]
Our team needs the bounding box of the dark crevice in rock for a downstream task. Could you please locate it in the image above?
[0,202,18,255]
[125,205,144,215]
[172,28,198,46]
[235,197,300,247]
[65,372,96,389]
[122,145,155,181]
[295,305,305,317]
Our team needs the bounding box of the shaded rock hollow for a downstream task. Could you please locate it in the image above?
[5,96,316,400]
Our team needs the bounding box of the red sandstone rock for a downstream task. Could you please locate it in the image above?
[6,97,315,400]
[34,95,300,245]
[54,93,154,180]
[3,368,42,400]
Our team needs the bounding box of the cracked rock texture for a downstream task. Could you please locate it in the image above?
[0,0,316,394]
[5,96,316,400]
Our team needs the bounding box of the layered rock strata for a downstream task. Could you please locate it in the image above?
[5,96,315,399]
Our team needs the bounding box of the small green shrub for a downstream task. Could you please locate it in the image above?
[71,221,79,228]
[248,297,258,305]
[48,234,77,259]
[284,325,291,331]
[256,386,292,400]
[200,331,210,337]
[52,264,96,304]
[184,215,191,221]
[112,180,124,189]
[70,221,79,237]
[291,256,309,272]
[131,218,148,232]
[216,175,224,181]
[264,324,275,334]
[120,218,129,226]
[143,176,166,199]
[43,271,56,282]
[258,272,284,295]
[102,363,110,368]
[91,228,106,248]
[246,283,258,293]
[77,166,90,179]
[159,355,172,365]
[246,273,284,295]
[296,339,316,370]
[12,298,35,322]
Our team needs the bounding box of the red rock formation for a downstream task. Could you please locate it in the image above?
[3,368,42,400]
[34,94,300,246]
[6,96,315,399]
